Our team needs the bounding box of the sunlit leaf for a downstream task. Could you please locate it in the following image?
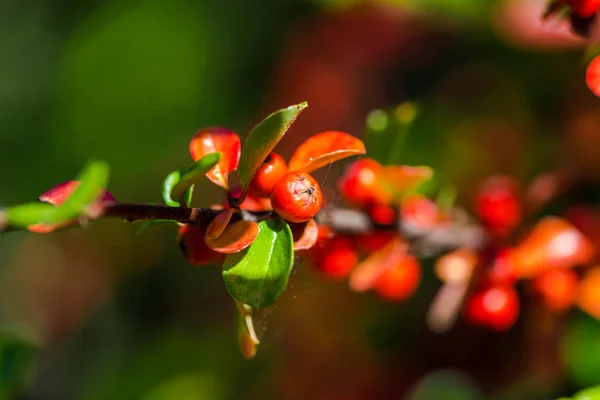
[573,385,600,400]
[0,333,37,399]
[39,180,115,206]
[379,165,434,199]
[349,236,407,292]
[222,219,294,307]
[189,127,240,189]
[204,220,259,254]
[238,102,308,194]
[288,131,365,173]
[561,313,600,388]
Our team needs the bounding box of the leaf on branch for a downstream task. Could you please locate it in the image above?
[205,220,259,254]
[222,219,294,308]
[189,127,240,189]
[238,102,308,195]
[162,153,221,207]
[205,208,234,240]
[289,219,318,251]
[379,165,434,200]
[288,131,365,173]
[39,180,115,206]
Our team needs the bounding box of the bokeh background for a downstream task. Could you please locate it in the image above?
[1,0,600,398]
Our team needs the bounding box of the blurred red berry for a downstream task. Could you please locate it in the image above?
[369,204,396,225]
[475,176,522,234]
[532,268,579,312]
[486,248,518,285]
[358,231,396,252]
[400,195,439,231]
[465,285,520,331]
[374,254,421,301]
[178,225,221,266]
[567,0,600,17]
[314,236,358,279]
[338,158,389,206]
[586,55,600,97]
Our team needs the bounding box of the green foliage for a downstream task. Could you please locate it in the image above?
[0,333,37,400]
[162,153,221,207]
[561,313,600,388]
[572,385,600,400]
[222,219,294,308]
[237,102,307,193]
[5,160,109,228]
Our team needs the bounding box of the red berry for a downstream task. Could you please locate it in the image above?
[369,204,396,225]
[271,172,323,223]
[338,158,389,206]
[400,195,438,231]
[314,236,358,279]
[358,231,395,252]
[486,248,518,285]
[178,224,221,266]
[586,55,600,97]
[567,0,600,17]
[475,176,521,234]
[374,254,421,301]
[249,152,288,197]
[532,269,579,312]
[465,285,519,331]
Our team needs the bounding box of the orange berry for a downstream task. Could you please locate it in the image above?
[178,224,220,266]
[586,55,600,97]
[314,236,358,279]
[465,285,519,331]
[270,172,323,223]
[532,269,579,312]
[369,204,396,226]
[375,254,421,301]
[249,152,288,197]
[577,267,600,319]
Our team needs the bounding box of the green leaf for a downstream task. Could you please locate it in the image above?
[134,220,179,236]
[238,102,307,193]
[162,153,221,207]
[561,313,600,388]
[222,219,294,308]
[0,333,37,399]
[573,385,600,400]
[5,160,110,229]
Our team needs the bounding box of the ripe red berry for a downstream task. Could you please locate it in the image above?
[369,204,396,225]
[486,248,518,285]
[465,285,519,331]
[249,152,288,197]
[338,158,389,206]
[358,231,395,252]
[178,224,220,266]
[314,236,358,279]
[270,171,323,223]
[374,254,421,301]
[586,55,600,97]
[475,176,521,234]
[532,269,579,312]
[567,0,600,17]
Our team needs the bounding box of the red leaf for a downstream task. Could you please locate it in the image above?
[288,131,366,173]
[349,236,407,292]
[206,209,234,240]
[189,127,241,189]
[204,220,259,254]
[290,219,319,251]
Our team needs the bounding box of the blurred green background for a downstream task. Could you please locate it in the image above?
[1,0,600,398]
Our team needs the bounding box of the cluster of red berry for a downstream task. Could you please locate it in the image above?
[545,0,600,38]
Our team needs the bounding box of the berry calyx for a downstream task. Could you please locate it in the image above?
[249,152,288,197]
[178,224,220,266]
[270,171,323,223]
[374,254,421,301]
[465,285,519,331]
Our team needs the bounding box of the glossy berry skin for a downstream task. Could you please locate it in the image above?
[532,269,579,312]
[314,236,358,279]
[375,255,421,301]
[586,55,600,97]
[271,172,323,223]
[400,195,438,231]
[567,0,600,17]
[475,176,521,234]
[249,153,288,198]
[178,224,220,266]
[369,204,396,226]
[465,285,519,331]
[338,158,388,206]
